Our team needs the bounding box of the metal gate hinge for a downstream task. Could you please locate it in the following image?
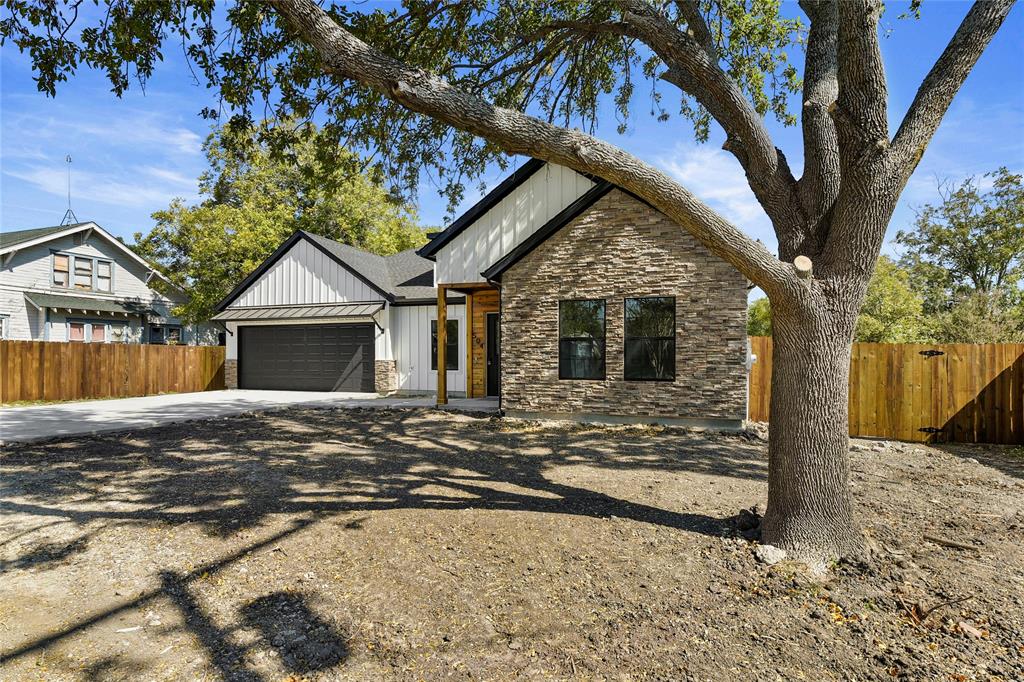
[919,349,945,357]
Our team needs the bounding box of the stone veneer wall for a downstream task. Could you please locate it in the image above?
[500,189,748,422]
[225,359,238,390]
[374,359,398,395]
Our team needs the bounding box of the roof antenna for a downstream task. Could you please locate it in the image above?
[60,154,79,225]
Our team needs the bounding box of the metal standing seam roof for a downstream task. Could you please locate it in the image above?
[24,292,156,315]
[211,302,384,321]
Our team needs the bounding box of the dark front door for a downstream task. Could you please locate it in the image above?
[485,312,500,397]
[239,323,375,392]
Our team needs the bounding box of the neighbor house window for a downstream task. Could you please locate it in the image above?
[0,314,10,340]
[149,325,183,345]
[624,297,676,381]
[53,254,70,288]
[431,319,459,370]
[97,261,112,292]
[74,257,93,289]
[559,299,606,380]
[68,320,111,343]
[52,253,113,292]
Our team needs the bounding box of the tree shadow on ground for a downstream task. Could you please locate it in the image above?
[931,442,1024,481]
[0,407,766,542]
[0,406,767,678]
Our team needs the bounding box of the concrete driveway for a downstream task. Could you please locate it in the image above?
[0,390,496,445]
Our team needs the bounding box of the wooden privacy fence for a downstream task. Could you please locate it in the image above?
[1,341,225,404]
[748,337,1024,444]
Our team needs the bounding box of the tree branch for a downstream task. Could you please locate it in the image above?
[613,0,806,244]
[265,0,803,300]
[674,0,717,60]
[834,0,888,167]
[889,0,1016,180]
[794,0,840,258]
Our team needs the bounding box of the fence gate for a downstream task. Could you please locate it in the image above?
[749,337,1024,445]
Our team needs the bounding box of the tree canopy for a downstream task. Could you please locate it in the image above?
[133,124,428,323]
[897,167,1024,341]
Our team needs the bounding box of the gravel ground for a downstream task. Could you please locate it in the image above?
[0,407,1021,681]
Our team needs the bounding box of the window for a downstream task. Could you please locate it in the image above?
[74,257,93,289]
[624,297,676,381]
[0,314,9,340]
[53,254,69,288]
[52,253,113,292]
[149,325,183,345]
[430,319,459,370]
[559,299,606,380]
[110,324,127,343]
[68,320,111,343]
[97,261,112,292]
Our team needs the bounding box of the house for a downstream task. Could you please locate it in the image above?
[0,221,216,345]
[214,160,749,427]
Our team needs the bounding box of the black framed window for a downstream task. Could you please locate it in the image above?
[431,319,459,370]
[624,297,676,380]
[559,299,606,379]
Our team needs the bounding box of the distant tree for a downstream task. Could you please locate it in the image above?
[897,168,1024,341]
[747,257,929,341]
[747,298,772,337]
[134,124,428,323]
[854,256,928,342]
[931,291,1024,343]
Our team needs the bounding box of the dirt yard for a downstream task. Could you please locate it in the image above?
[0,407,1021,681]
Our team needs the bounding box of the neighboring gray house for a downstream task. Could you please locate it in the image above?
[0,221,216,345]
[214,159,749,428]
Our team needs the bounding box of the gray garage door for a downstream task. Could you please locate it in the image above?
[239,324,375,392]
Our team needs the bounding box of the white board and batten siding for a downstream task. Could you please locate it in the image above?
[224,238,392,363]
[391,303,466,395]
[435,164,595,284]
[228,238,383,308]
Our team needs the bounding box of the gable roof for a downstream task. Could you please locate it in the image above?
[215,231,440,311]
[481,181,616,281]
[0,221,178,289]
[0,223,90,250]
[417,158,547,259]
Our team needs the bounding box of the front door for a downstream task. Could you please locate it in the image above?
[485,312,500,397]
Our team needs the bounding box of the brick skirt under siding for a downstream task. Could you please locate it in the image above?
[500,189,748,422]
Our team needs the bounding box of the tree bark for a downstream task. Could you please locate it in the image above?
[761,299,861,560]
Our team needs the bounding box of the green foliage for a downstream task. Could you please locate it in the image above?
[133,123,427,324]
[748,259,934,342]
[929,291,1024,343]
[0,1,803,211]
[854,257,928,343]
[896,168,1024,342]
[747,297,772,337]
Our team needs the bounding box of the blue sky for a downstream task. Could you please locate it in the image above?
[2,1,1022,263]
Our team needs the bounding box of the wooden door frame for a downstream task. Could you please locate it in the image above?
[485,311,500,397]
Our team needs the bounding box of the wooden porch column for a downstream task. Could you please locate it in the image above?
[464,292,474,399]
[436,284,448,405]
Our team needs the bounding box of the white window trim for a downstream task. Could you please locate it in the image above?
[51,251,115,294]
[66,319,118,343]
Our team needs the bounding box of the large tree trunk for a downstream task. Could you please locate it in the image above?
[761,303,863,561]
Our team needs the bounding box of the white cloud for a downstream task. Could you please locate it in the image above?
[5,164,196,208]
[656,143,777,250]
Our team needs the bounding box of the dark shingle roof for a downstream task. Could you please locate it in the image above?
[302,232,439,301]
[216,230,443,311]
[0,223,89,250]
